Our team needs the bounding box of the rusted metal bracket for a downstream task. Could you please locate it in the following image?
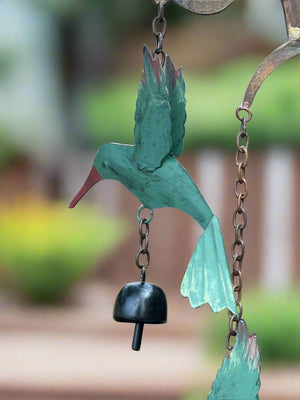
[242,0,300,110]
[172,0,234,15]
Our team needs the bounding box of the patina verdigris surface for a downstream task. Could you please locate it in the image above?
[208,320,261,400]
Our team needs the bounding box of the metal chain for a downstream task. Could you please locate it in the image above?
[227,106,252,351]
[136,207,153,282]
[152,0,169,65]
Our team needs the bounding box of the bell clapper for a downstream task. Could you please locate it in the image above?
[132,322,144,351]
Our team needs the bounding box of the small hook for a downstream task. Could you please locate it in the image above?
[152,0,170,4]
[242,0,300,109]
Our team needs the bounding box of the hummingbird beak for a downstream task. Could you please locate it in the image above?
[69,166,102,208]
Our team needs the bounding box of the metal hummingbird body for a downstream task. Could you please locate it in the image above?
[70,46,237,316]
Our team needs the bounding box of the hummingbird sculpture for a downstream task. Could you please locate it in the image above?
[70,46,237,315]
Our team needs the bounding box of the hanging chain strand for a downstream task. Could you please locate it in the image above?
[152,0,169,65]
[227,106,252,351]
[136,207,153,282]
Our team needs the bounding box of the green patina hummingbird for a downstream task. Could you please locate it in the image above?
[70,46,237,315]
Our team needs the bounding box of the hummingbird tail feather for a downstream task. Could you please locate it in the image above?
[180,215,237,315]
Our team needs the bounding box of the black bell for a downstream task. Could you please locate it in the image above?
[113,282,167,351]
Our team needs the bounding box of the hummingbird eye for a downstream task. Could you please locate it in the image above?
[102,161,108,168]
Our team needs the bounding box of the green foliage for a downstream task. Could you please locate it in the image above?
[0,125,21,171]
[183,390,210,400]
[82,78,136,147]
[79,57,300,149]
[35,0,182,26]
[204,288,300,363]
[0,197,128,303]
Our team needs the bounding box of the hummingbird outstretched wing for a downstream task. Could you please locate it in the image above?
[207,319,261,400]
[133,46,172,172]
[165,54,186,158]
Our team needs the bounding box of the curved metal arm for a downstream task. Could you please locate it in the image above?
[173,0,234,15]
[242,0,300,110]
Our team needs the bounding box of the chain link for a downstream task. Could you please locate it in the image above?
[227,109,251,350]
[152,0,169,65]
[135,207,153,282]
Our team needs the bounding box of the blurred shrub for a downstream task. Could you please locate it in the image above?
[0,196,128,303]
[79,57,300,149]
[38,0,183,28]
[182,390,209,400]
[0,127,20,171]
[204,289,300,363]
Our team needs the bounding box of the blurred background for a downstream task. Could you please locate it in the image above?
[0,0,299,399]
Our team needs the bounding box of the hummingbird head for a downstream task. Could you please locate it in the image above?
[69,143,115,208]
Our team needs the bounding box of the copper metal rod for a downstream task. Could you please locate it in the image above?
[242,0,300,110]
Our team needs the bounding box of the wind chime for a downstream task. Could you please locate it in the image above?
[70,0,300,398]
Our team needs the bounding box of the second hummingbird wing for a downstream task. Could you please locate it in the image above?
[165,55,187,158]
[133,46,172,172]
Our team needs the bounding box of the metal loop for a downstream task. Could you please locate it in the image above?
[237,163,246,182]
[139,218,149,237]
[232,266,242,279]
[158,1,165,19]
[226,333,235,351]
[156,32,164,52]
[236,146,248,168]
[236,106,252,122]
[234,287,243,303]
[234,225,244,243]
[136,249,150,269]
[234,178,248,199]
[152,16,167,38]
[233,278,243,294]
[233,208,247,230]
[240,117,247,136]
[232,253,243,265]
[237,132,249,149]
[232,259,243,277]
[226,314,238,351]
[137,206,153,224]
[236,193,245,212]
[229,313,239,331]
[235,301,243,319]
[139,235,149,253]
[231,239,245,258]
